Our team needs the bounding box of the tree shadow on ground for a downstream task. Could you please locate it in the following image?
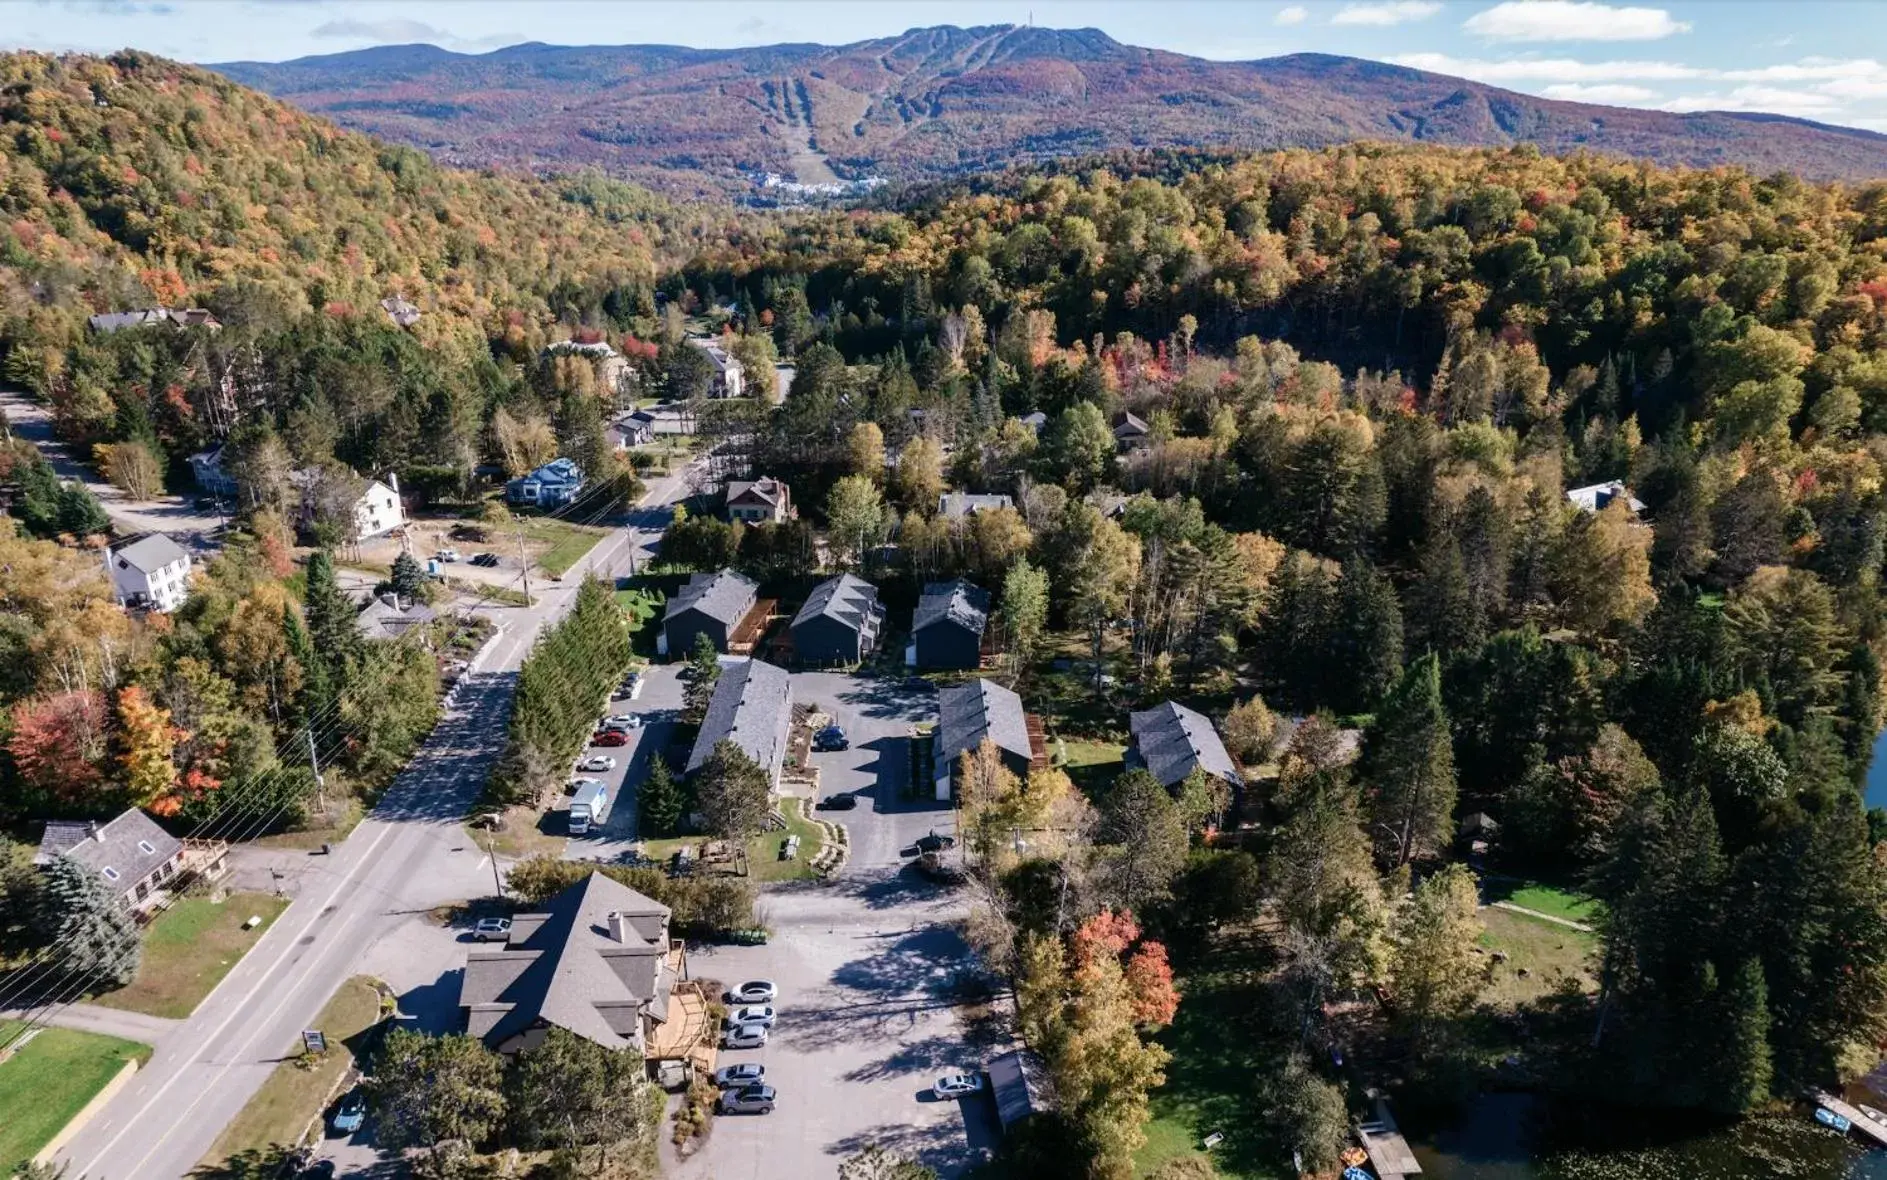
[836,676,937,722]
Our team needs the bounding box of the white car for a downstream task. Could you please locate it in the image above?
[569,776,604,794]
[435,548,461,562]
[724,980,778,1004]
[722,1024,768,1050]
[933,1073,985,1099]
[726,1005,776,1029]
[604,714,643,729]
[579,756,617,772]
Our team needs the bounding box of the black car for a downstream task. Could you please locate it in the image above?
[812,725,849,752]
[470,552,501,567]
[816,792,859,811]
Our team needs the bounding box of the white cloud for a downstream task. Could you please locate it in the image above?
[310,18,452,43]
[1463,1,1690,42]
[1719,58,1886,83]
[1541,82,1660,102]
[1275,5,1309,25]
[1661,86,1843,117]
[1331,2,1441,27]
[1388,51,1705,83]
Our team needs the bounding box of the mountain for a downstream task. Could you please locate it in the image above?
[212,25,1887,199]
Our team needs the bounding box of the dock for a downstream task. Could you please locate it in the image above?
[1813,1090,1887,1147]
[1357,1095,1422,1179]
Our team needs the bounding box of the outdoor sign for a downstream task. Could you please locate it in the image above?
[302,1029,327,1055]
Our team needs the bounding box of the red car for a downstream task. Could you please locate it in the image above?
[592,730,629,747]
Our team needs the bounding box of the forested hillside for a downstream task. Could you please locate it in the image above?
[211,26,1887,198]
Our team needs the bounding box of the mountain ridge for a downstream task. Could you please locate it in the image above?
[211,24,1887,198]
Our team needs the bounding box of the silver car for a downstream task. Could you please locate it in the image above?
[714,1063,765,1088]
[727,1004,776,1028]
[718,1084,776,1114]
[722,1023,768,1050]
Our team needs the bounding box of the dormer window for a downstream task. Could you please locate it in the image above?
[138,840,156,854]
[102,866,120,882]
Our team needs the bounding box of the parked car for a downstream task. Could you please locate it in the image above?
[302,1161,337,1180]
[933,1073,985,1099]
[724,980,779,1004]
[727,1005,776,1029]
[914,832,957,854]
[604,714,643,729]
[718,1084,776,1114]
[816,793,858,811]
[621,673,645,700]
[714,1063,766,1088]
[569,776,605,794]
[812,725,849,752]
[330,1090,367,1133]
[470,552,500,567]
[592,730,629,747]
[722,1023,769,1050]
[435,548,461,562]
[579,756,617,772]
[471,917,511,942]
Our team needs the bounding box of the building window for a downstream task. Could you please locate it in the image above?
[102,866,120,882]
[135,880,149,901]
[138,840,156,854]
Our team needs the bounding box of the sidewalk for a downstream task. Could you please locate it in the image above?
[2,1002,180,1046]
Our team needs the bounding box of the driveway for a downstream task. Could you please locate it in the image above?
[566,663,688,862]
[673,670,1004,1180]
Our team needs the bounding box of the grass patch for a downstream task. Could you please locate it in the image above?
[92,892,289,1019]
[1058,738,1125,798]
[201,976,385,1166]
[0,1021,150,1173]
[470,806,568,863]
[517,518,608,578]
[1495,883,1603,926]
[639,797,827,885]
[1137,929,1287,1180]
[444,575,533,607]
[1479,906,1600,1009]
[253,800,363,852]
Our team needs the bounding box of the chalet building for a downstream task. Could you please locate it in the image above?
[937,493,1015,520]
[686,338,744,398]
[459,873,686,1056]
[1565,480,1647,516]
[935,678,1037,801]
[1113,411,1151,452]
[726,477,793,525]
[662,569,759,657]
[87,308,221,334]
[186,445,238,497]
[106,533,193,613]
[790,574,883,665]
[353,477,405,540]
[1127,701,1244,792]
[506,458,586,509]
[909,579,990,671]
[685,658,793,790]
[380,296,422,328]
[36,808,225,911]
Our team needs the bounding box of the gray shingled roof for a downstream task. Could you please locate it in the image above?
[728,478,788,509]
[686,658,793,779]
[36,808,180,892]
[665,569,759,627]
[459,873,672,1052]
[1128,701,1243,789]
[914,579,990,637]
[112,533,190,573]
[791,574,880,634]
[937,493,1015,519]
[937,678,1032,770]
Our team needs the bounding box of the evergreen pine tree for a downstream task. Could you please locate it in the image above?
[1360,653,1457,865]
[1407,535,1476,658]
[36,857,140,988]
[302,550,361,715]
[1713,958,1774,1114]
[56,482,110,537]
[1327,557,1404,713]
[390,551,427,600]
[639,753,684,836]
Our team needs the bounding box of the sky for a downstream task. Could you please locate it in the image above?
[10,0,1887,130]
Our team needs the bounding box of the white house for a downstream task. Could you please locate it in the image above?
[687,337,744,398]
[354,476,405,540]
[1566,480,1647,516]
[106,533,193,612]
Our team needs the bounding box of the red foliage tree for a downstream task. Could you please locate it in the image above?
[1123,941,1180,1027]
[1072,908,1141,966]
[9,691,109,804]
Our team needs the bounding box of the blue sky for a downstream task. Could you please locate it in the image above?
[10,1,1887,130]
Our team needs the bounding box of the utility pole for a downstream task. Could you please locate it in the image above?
[515,526,532,602]
[307,727,327,818]
[483,830,505,898]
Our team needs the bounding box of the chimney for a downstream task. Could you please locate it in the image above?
[607,911,632,943]
[387,471,400,496]
[87,821,100,841]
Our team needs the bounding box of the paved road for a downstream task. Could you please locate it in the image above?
[0,1001,182,1046]
[53,462,699,1180]
[0,386,229,547]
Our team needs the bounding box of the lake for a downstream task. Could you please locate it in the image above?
[1867,726,1887,811]
[1407,1093,1887,1180]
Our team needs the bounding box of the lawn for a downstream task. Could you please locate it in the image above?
[92,892,289,1019]
[1137,930,1288,1180]
[1057,737,1125,797]
[1483,878,1604,927]
[201,976,385,1167]
[470,806,568,862]
[517,517,609,578]
[253,800,362,852]
[1478,906,1600,1009]
[639,797,827,885]
[0,1021,151,1172]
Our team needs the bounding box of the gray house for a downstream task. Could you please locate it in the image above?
[1127,701,1243,792]
[790,574,884,665]
[937,493,1015,520]
[506,457,585,509]
[935,678,1035,801]
[37,808,183,910]
[686,658,794,790]
[662,570,759,657]
[910,579,990,671]
[459,872,680,1055]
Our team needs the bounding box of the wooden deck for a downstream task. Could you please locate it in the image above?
[1813,1090,1887,1147]
[1357,1095,1422,1179]
[728,598,780,654]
